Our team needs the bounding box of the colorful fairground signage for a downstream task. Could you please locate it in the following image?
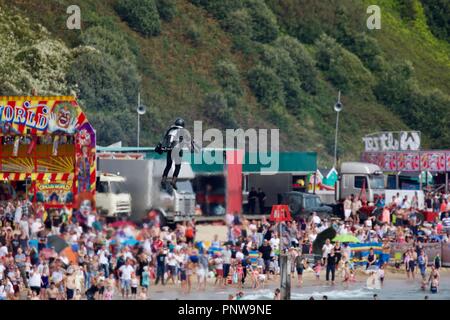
[0,96,88,135]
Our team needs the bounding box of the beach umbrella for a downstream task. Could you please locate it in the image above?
[312,227,336,256]
[60,247,78,264]
[122,237,139,246]
[332,234,361,243]
[47,235,69,253]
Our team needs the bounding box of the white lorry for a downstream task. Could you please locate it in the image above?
[336,162,386,203]
[96,172,132,219]
[98,158,196,225]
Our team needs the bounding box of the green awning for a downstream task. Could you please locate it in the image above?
[96,147,317,175]
[243,152,317,173]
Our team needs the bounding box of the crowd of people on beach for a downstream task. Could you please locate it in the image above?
[0,188,449,300]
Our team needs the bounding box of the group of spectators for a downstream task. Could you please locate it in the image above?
[0,188,449,300]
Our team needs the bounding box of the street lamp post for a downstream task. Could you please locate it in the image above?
[136,92,146,149]
[333,91,343,169]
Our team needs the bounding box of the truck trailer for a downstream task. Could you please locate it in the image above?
[98,158,196,224]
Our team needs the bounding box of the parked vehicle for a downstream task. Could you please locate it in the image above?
[98,158,196,225]
[336,162,385,203]
[324,161,425,223]
[96,172,132,219]
[278,191,333,220]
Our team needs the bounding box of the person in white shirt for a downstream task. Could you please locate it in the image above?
[269,235,280,253]
[0,245,8,258]
[31,219,44,238]
[401,196,411,209]
[322,239,334,264]
[343,196,352,220]
[19,216,30,238]
[97,246,110,277]
[119,259,135,299]
[166,251,178,284]
[235,250,244,262]
[14,201,22,224]
[311,212,321,226]
[0,263,5,281]
[28,267,42,294]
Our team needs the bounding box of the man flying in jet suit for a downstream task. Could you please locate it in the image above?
[157,118,197,190]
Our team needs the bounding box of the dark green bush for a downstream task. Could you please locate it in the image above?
[89,113,132,146]
[215,60,243,98]
[374,61,417,108]
[421,0,450,41]
[315,34,375,93]
[80,26,136,62]
[275,36,318,93]
[222,9,253,37]
[337,30,382,71]
[244,0,279,43]
[116,60,141,104]
[67,51,127,112]
[398,0,419,21]
[155,0,177,22]
[258,45,297,81]
[269,103,291,129]
[203,92,237,127]
[247,65,285,107]
[116,0,161,37]
[205,0,243,20]
[185,24,202,46]
[188,0,242,20]
[258,44,303,109]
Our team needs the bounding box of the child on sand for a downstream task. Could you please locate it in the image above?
[103,286,114,300]
[378,264,385,285]
[430,274,439,294]
[313,261,321,280]
[138,287,147,300]
[342,262,350,283]
[130,274,139,299]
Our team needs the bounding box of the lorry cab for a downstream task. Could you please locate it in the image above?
[96,172,132,218]
[158,175,196,222]
[337,162,385,203]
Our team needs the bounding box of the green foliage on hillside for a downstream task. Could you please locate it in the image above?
[421,0,450,41]
[1,0,450,165]
[115,0,161,36]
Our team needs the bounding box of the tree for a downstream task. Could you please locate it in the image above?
[247,66,285,107]
[66,51,126,112]
[155,0,177,22]
[275,36,318,93]
[244,0,279,43]
[116,0,161,37]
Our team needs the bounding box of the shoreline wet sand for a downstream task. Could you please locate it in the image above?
[116,267,450,300]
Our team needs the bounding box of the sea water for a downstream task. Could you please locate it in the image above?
[239,279,450,300]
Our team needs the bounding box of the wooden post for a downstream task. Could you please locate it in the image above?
[280,254,290,300]
[279,222,291,300]
[446,172,448,193]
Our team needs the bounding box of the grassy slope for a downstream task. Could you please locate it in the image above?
[369,0,450,93]
[2,0,449,167]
